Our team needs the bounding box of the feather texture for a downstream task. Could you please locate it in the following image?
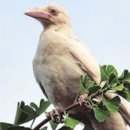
[26,3,130,130]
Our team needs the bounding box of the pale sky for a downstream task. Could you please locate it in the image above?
[0,0,130,129]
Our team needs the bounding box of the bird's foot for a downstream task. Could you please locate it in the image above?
[78,94,88,106]
[46,109,63,123]
[78,94,92,111]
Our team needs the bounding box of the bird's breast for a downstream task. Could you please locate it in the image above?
[33,50,84,108]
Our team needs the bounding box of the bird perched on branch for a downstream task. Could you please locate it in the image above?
[25,3,130,130]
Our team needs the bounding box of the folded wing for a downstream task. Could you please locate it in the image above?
[67,38,130,124]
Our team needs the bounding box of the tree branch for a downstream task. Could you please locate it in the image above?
[33,102,80,130]
[33,87,108,130]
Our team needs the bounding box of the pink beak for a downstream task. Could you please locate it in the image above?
[25,7,51,22]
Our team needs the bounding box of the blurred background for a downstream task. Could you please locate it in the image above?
[0,0,130,128]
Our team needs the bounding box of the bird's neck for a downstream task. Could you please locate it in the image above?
[43,24,74,37]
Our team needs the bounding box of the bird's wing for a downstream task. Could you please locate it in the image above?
[33,60,48,98]
[67,38,130,124]
[67,38,100,84]
[38,82,48,98]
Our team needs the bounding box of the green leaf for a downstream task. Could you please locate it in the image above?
[81,75,95,88]
[123,89,130,101]
[14,99,50,125]
[100,65,108,81]
[104,65,118,76]
[79,81,86,93]
[127,92,130,101]
[112,84,124,91]
[9,126,32,130]
[0,122,13,130]
[30,102,39,111]
[108,73,118,84]
[116,84,130,101]
[93,107,110,122]
[119,70,130,83]
[58,126,73,130]
[63,116,79,129]
[40,127,48,130]
[88,86,100,95]
[50,121,58,130]
[80,75,89,86]
[85,80,95,88]
[103,96,120,112]
[0,123,32,130]
[37,99,50,115]
[14,102,36,125]
[79,75,96,95]
[100,65,118,81]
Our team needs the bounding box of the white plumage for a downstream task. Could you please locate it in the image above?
[25,3,130,130]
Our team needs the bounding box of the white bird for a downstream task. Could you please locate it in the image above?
[25,3,130,130]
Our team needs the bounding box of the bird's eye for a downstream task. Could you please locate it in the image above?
[50,9,57,16]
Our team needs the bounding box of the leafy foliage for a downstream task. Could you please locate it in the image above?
[14,99,50,125]
[0,65,130,130]
[103,96,120,112]
[93,107,110,122]
[49,121,58,130]
[0,122,32,130]
[63,114,80,129]
[79,65,130,123]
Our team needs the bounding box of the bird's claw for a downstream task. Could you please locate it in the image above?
[78,94,92,111]
[78,94,88,106]
[46,109,63,123]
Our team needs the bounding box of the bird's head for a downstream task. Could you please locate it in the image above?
[25,3,71,28]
